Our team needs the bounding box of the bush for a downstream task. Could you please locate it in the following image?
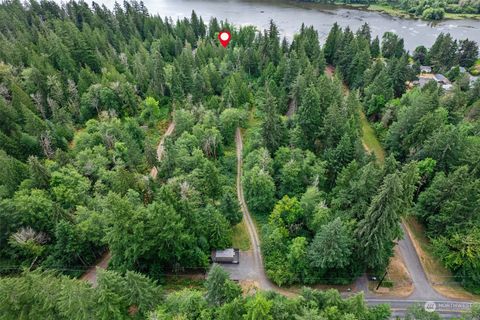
[381,280,395,288]
[445,4,463,13]
[422,7,445,19]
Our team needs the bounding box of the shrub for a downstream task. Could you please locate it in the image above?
[422,7,445,19]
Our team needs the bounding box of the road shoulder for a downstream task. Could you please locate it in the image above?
[404,217,480,301]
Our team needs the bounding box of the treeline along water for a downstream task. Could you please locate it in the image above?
[132,0,480,51]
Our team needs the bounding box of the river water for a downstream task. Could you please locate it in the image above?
[149,0,480,51]
[70,0,480,51]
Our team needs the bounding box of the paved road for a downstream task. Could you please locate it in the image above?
[81,122,175,286]
[367,224,473,317]
[323,65,473,317]
[358,223,444,301]
[397,223,444,300]
[367,299,472,318]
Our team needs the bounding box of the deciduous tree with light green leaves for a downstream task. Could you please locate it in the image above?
[243,166,276,215]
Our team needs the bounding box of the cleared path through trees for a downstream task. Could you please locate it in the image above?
[232,128,274,290]
[150,122,175,179]
[230,127,472,317]
[326,64,437,300]
[81,121,175,286]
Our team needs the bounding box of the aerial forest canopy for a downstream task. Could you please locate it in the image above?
[0,0,480,318]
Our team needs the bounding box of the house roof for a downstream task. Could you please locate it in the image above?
[418,78,429,87]
[434,74,450,84]
[420,65,432,72]
[417,74,435,88]
[415,73,453,88]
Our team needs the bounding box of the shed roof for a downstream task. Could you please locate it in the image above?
[214,248,236,258]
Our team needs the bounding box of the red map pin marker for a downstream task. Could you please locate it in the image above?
[218,30,231,48]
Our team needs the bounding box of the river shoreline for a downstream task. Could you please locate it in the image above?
[293,1,480,21]
[100,0,480,50]
[352,3,480,21]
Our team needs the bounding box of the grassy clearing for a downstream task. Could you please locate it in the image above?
[247,107,260,128]
[358,108,415,297]
[162,276,205,292]
[358,98,478,299]
[232,219,251,251]
[325,65,385,164]
[365,4,413,19]
[68,127,85,150]
[404,217,480,301]
[359,111,385,164]
[146,119,169,141]
[470,59,480,76]
[361,4,479,20]
[444,12,480,20]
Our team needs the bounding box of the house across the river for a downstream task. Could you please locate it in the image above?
[420,65,432,73]
[413,73,452,91]
[470,75,479,87]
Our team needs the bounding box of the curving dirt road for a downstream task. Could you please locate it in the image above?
[228,66,474,316]
[223,126,475,317]
[234,128,274,290]
[81,121,175,286]
[80,251,111,286]
[150,122,176,179]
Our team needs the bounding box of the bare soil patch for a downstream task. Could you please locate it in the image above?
[369,246,414,298]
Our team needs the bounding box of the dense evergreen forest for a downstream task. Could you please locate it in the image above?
[323,24,480,293]
[0,0,479,318]
[0,265,406,319]
[0,0,252,283]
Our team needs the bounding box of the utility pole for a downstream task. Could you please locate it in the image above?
[376,271,388,290]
